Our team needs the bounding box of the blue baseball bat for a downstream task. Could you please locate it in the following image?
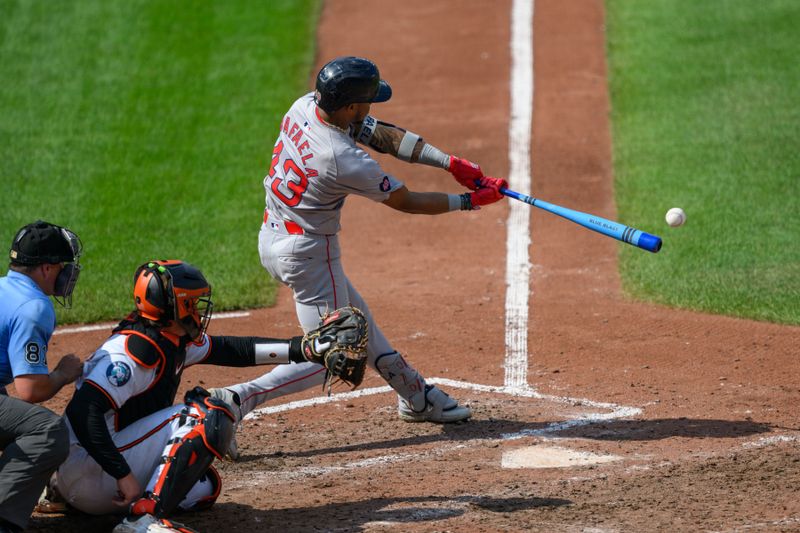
[500,187,662,253]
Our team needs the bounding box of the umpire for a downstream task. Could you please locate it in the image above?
[0,221,84,532]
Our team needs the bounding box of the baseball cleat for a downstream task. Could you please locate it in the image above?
[398,385,471,423]
[112,514,198,533]
[34,475,67,514]
[225,430,241,461]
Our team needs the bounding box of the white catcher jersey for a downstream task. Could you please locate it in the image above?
[73,332,211,440]
[264,92,404,235]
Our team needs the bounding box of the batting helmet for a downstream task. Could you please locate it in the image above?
[133,260,213,340]
[314,56,392,113]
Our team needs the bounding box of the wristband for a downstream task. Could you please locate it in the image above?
[461,193,473,211]
[397,132,420,161]
[447,193,475,211]
[447,194,461,211]
[418,143,451,169]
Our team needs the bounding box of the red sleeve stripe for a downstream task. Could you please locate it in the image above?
[325,235,338,308]
[242,365,327,406]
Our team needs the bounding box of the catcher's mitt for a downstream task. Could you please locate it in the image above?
[301,306,369,391]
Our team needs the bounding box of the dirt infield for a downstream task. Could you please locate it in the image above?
[25,0,800,531]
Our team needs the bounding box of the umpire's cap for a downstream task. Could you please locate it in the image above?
[315,56,392,113]
[9,220,81,266]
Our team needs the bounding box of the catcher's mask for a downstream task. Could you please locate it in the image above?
[9,220,83,308]
[133,260,213,340]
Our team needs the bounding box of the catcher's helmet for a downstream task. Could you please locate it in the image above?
[133,260,213,340]
[314,56,392,113]
[9,220,83,307]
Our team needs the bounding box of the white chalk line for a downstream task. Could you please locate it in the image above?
[504,0,534,390]
[741,434,800,449]
[710,516,800,533]
[53,311,251,335]
[227,443,472,488]
[248,378,638,421]
[236,396,638,484]
[248,377,641,442]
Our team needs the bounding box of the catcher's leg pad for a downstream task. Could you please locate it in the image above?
[143,388,235,517]
[184,387,236,458]
[179,465,221,512]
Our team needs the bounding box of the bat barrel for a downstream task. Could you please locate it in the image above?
[498,187,662,253]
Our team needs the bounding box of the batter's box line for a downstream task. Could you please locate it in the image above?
[246,377,641,441]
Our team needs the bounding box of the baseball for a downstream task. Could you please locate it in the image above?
[665,207,686,227]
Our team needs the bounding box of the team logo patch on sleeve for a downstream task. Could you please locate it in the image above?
[106,362,132,387]
[380,176,391,192]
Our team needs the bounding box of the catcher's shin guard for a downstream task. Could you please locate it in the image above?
[180,465,221,512]
[139,388,234,517]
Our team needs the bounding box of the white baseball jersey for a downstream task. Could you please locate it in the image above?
[263,92,404,235]
[73,332,211,436]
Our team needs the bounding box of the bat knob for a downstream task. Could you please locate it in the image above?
[637,233,662,253]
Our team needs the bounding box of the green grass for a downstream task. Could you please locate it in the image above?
[606,0,800,325]
[1,0,320,324]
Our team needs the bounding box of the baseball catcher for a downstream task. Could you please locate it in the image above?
[42,260,366,533]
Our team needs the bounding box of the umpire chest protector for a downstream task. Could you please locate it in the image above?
[112,318,188,430]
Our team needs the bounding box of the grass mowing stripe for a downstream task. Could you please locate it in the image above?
[606,0,800,325]
[1,1,319,324]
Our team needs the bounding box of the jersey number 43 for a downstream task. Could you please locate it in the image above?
[268,140,308,207]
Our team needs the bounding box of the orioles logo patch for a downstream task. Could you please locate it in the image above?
[106,361,132,387]
[380,176,391,192]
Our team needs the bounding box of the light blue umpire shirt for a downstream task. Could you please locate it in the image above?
[0,270,56,393]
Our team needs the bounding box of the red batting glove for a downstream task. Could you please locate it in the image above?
[477,176,508,191]
[467,176,507,209]
[449,156,483,190]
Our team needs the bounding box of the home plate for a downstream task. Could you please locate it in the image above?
[501,446,621,469]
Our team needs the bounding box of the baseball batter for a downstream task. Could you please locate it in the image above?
[215,57,506,428]
[49,260,367,533]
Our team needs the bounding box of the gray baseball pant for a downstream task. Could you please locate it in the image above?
[0,393,70,530]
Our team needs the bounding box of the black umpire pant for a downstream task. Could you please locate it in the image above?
[0,392,69,531]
